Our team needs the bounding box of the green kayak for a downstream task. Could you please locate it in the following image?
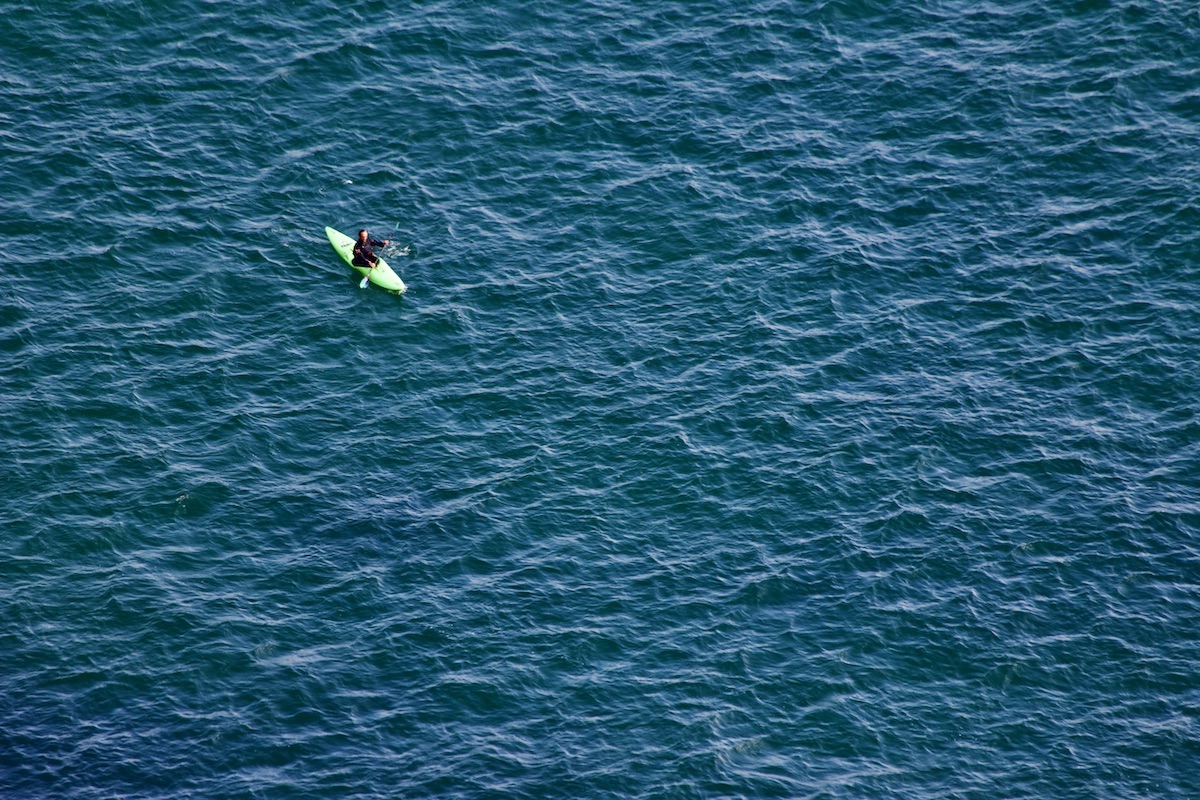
[325,226,407,293]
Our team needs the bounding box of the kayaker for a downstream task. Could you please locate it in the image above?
[352,229,390,269]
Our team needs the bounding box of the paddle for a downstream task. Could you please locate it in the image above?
[359,223,401,289]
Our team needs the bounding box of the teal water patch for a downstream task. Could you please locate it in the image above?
[2,0,1199,797]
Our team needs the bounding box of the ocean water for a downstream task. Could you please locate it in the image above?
[2,0,1199,797]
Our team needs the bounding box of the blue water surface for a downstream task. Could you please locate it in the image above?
[2,1,1199,797]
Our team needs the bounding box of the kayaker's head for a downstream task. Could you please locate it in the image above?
[358,229,368,243]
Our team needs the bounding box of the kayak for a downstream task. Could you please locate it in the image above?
[325,226,407,293]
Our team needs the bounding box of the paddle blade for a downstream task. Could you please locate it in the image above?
[359,275,370,289]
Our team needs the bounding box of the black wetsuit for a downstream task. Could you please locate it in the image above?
[352,236,386,267]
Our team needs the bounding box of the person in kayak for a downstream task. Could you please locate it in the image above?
[352,229,390,270]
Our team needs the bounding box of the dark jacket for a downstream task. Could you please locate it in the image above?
[352,237,386,267]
